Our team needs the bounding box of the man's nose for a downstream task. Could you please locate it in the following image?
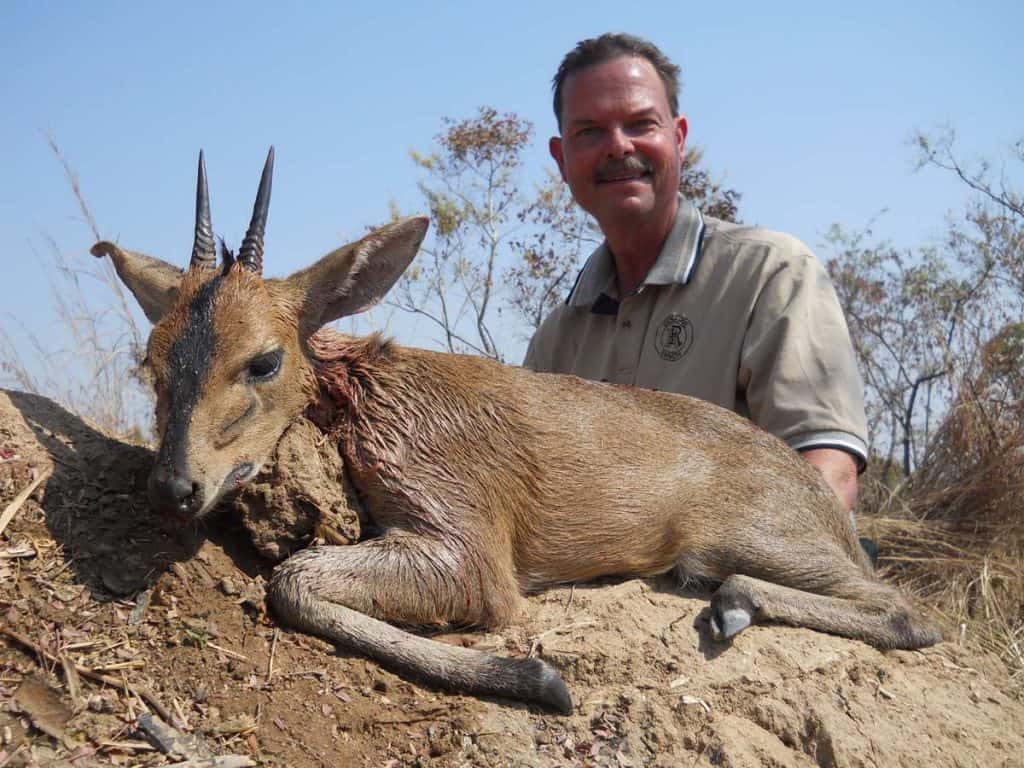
[604,125,635,158]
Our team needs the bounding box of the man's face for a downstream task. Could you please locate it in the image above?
[550,56,687,231]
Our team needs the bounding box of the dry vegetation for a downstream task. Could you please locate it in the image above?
[0,138,152,441]
[836,131,1024,698]
[859,323,1024,693]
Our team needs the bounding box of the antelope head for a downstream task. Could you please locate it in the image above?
[93,149,428,519]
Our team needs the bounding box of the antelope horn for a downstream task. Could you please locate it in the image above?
[238,147,274,274]
[189,150,216,270]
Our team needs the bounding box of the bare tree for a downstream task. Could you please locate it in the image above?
[826,230,961,475]
[391,108,532,361]
[505,170,599,334]
[679,147,742,224]
[827,129,1022,476]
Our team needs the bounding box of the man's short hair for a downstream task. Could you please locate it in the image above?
[552,33,681,131]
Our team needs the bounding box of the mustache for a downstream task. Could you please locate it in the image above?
[595,154,653,182]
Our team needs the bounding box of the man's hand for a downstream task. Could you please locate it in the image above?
[800,448,859,512]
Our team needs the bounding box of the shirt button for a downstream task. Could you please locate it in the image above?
[622,320,632,328]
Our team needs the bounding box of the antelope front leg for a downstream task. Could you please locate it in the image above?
[270,529,518,628]
[267,532,571,713]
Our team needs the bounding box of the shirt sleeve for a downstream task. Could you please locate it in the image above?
[523,328,545,370]
[522,307,563,372]
[738,245,869,469]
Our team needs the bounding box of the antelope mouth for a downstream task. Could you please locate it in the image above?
[221,462,258,497]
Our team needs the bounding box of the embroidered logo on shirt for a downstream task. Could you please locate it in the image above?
[655,313,694,362]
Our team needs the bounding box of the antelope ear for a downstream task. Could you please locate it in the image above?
[91,241,184,324]
[287,216,429,334]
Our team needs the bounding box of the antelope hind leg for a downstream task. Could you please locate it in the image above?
[268,532,573,713]
[709,573,941,650]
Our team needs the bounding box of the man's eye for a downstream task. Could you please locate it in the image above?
[247,350,282,381]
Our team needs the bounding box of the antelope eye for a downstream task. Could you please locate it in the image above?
[247,349,282,382]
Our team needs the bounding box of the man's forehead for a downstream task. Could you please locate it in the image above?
[562,56,670,116]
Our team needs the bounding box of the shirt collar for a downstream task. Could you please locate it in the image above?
[568,195,705,308]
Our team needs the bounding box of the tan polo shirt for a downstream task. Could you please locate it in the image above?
[523,197,869,467]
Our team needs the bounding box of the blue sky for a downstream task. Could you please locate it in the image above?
[1,0,1021,366]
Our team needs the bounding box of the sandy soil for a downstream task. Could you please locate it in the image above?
[1,388,1022,768]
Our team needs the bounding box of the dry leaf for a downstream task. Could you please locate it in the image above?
[13,674,73,748]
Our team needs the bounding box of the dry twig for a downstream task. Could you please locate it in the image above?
[267,628,279,683]
[0,467,52,538]
[0,624,174,724]
[527,619,597,658]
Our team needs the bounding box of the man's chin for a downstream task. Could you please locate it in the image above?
[596,191,655,219]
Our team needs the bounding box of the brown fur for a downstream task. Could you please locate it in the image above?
[95,209,940,715]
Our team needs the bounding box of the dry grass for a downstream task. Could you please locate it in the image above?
[0,137,151,440]
[860,345,1024,694]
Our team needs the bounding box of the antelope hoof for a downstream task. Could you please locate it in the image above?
[527,658,574,715]
[709,606,752,641]
[709,584,759,642]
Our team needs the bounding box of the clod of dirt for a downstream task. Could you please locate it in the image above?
[228,417,362,561]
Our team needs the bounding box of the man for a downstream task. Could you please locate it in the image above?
[524,33,868,511]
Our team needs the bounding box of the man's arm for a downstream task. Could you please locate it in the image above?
[800,448,858,512]
[734,235,868,513]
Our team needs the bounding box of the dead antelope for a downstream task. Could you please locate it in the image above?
[93,149,940,714]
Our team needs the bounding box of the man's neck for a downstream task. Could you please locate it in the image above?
[604,199,678,297]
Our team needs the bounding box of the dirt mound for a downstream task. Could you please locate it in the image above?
[1,388,1022,767]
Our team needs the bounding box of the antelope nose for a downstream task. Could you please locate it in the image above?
[149,467,203,517]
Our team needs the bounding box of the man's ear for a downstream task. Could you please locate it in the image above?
[549,136,567,182]
[90,241,183,323]
[287,216,429,335]
[674,115,688,161]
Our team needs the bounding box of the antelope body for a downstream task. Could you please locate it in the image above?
[94,150,940,714]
